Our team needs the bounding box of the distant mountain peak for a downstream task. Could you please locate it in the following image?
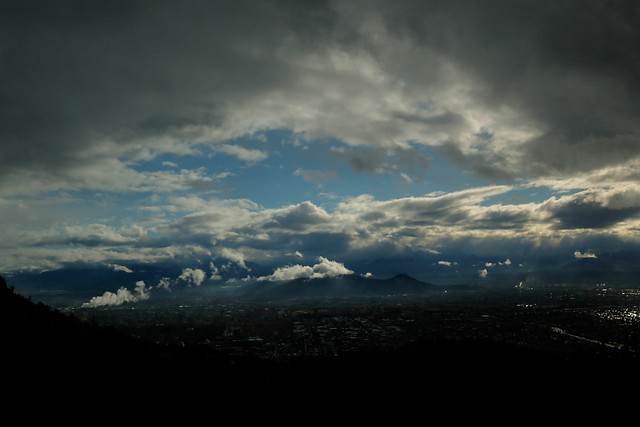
[244,271,434,299]
[391,273,415,280]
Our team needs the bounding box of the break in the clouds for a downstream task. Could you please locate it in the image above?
[108,263,134,273]
[2,1,640,283]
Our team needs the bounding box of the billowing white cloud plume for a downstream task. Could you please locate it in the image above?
[81,281,150,308]
[257,257,353,282]
[178,268,206,286]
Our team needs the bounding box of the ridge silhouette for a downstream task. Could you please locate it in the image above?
[3,273,636,409]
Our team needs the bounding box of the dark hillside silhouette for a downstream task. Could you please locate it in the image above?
[2,274,155,367]
[3,274,637,409]
[1,274,253,406]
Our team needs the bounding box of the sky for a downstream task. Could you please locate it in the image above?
[2,0,640,296]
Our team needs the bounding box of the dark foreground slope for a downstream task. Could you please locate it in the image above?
[3,274,638,412]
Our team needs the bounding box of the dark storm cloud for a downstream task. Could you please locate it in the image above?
[4,0,640,274]
[549,195,640,230]
[465,209,534,230]
[381,0,640,177]
[3,0,639,182]
[436,141,513,181]
[0,0,340,175]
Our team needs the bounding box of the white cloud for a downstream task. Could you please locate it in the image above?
[478,269,488,278]
[81,280,150,308]
[574,251,597,259]
[438,261,452,267]
[218,248,248,270]
[178,268,206,286]
[2,2,640,281]
[257,256,353,282]
[108,263,133,273]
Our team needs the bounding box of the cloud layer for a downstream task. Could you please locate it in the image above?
[3,1,639,190]
[2,1,640,281]
[5,183,640,275]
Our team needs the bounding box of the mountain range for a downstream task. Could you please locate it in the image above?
[239,273,472,299]
[3,272,637,411]
[6,250,640,307]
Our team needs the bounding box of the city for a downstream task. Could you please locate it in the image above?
[68,284,640,365]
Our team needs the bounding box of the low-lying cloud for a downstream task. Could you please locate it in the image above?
[178,268,206,286]
[81,265,212,307]
[257,257,354,282]
[81,281,150,308]
[2,1,640,280]
[574,251,597,259]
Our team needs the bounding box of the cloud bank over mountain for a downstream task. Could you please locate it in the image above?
[257,257,354,282]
